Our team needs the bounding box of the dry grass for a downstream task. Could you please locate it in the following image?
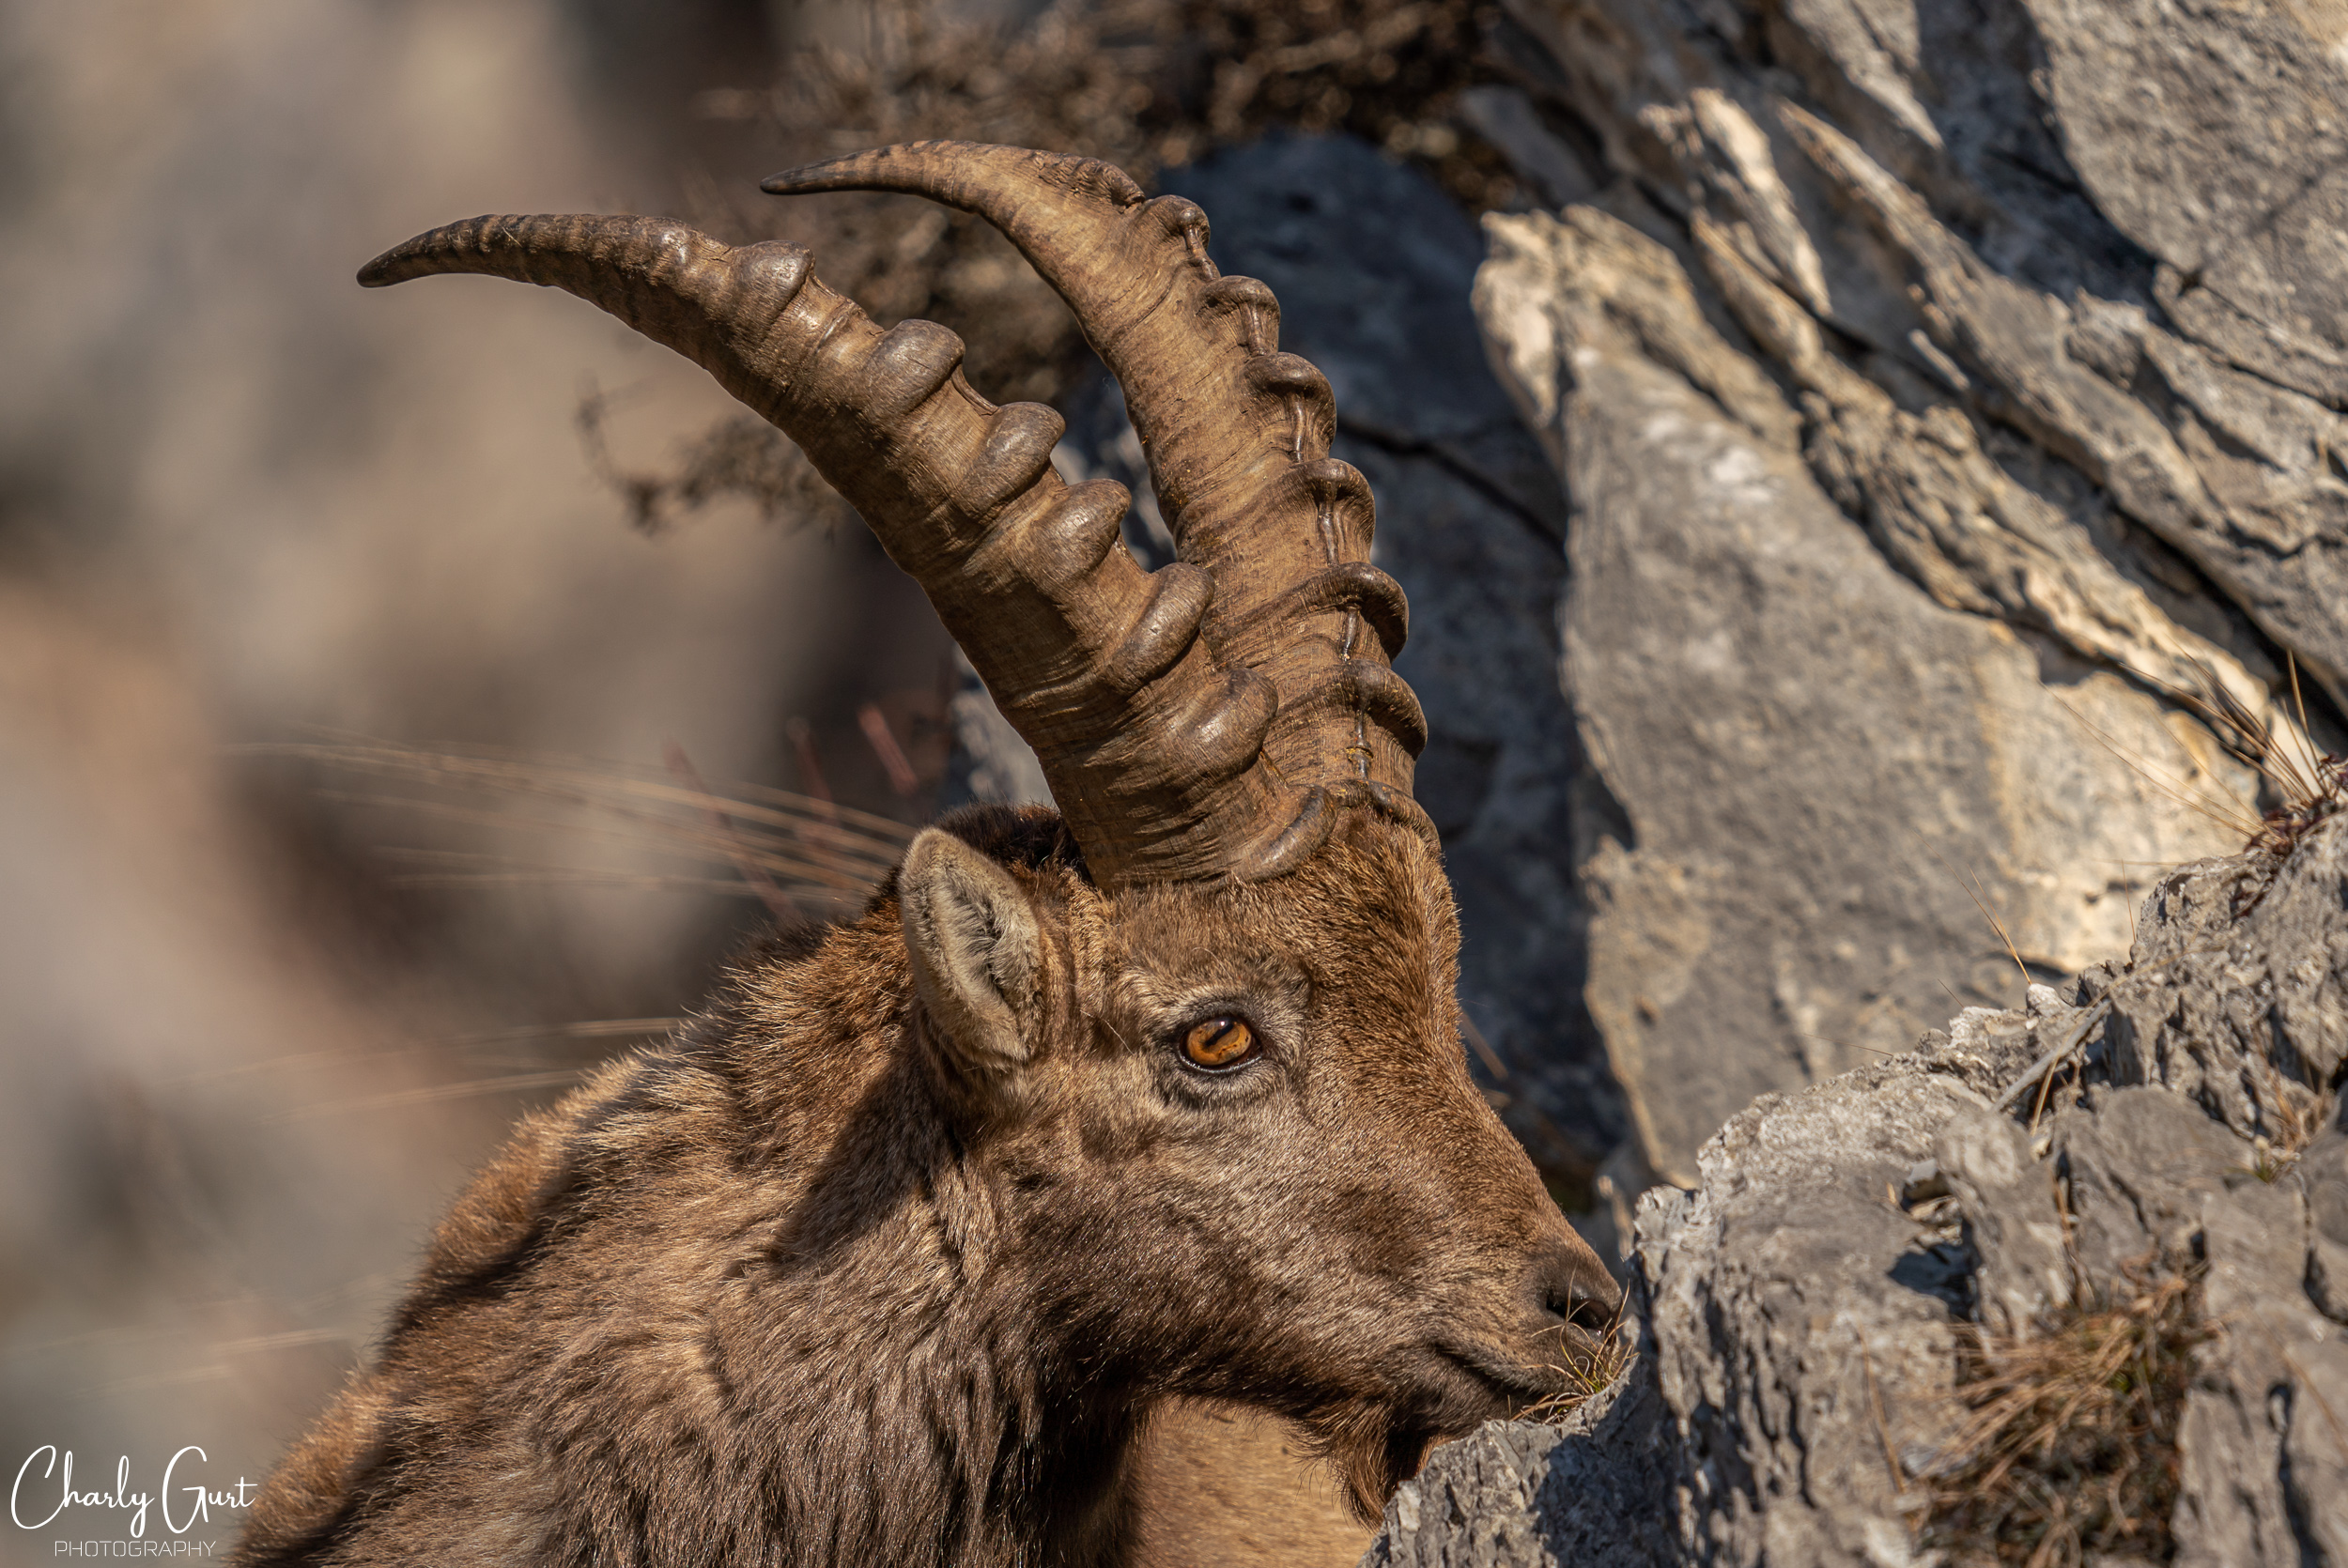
[2245,1051,2336,1172]
[1522,1295,1636,1424]
[1923,1263,2212,1568]
[737,0,1519,223]
[252,739,915,922]
[198,742,920,1124]
[599,0,1525,534]
[2182,655,2345,861]
[2110,657,2348,907]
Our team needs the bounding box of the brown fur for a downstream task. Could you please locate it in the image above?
[1123,1403,1373,1566]
[235,804,1615,1568]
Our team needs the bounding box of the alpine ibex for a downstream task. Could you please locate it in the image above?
[237,141,1617,1568]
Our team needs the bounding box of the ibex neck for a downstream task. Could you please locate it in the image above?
[239,930,1152,1568]
[683,991,1149,1568]
[727,1230,1143,1567]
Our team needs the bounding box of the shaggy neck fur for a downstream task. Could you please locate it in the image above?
[237,900,1146,1568]
[688,975,1145,1568]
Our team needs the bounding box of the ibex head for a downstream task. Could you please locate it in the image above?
[871,801,1606,1516]
[255,142,1615,1563]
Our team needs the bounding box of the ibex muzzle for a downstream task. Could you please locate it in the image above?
[237,142,1617,1568]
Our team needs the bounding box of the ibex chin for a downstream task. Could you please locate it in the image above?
[237,141,1618,1568]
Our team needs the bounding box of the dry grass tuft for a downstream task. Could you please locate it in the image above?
[1522,1296,1636,1424]
[739,0,1516,226]
[1923,1262,2212,1568]
[2160,657,2346,904]
[2245,1051,2336,1171]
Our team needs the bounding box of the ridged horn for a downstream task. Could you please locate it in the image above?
[362,141,1431,884]
[761,142,1431,874]
[361,212,1288,887]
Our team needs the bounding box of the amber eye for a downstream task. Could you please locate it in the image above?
[1181,1016,1258,1070]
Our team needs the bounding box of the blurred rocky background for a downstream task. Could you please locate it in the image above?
[6,0,2344,1562]
[0,0,947,1553]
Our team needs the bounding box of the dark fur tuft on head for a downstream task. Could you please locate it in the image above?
[931,801,1089,878]
[864,801,1086,914]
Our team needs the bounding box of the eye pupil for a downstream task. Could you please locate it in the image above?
[1182,1017,1256,1068]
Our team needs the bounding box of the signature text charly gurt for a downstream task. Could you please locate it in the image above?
[12,1448,256,1540]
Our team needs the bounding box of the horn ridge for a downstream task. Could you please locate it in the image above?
[762,140,1149,212]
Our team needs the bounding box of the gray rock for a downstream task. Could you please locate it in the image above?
[2161,1091,2347,1567]
[1471,0,2348,1182]
[1364,4,2348,1551]
[2027,0,2348,407]
[1456,86,1601,213]
[1362,1377,1673,1568]
[1645,1059,1985,1565]
[1492,0,2348,708]
[1476,204,2256,1184]
[937,650,1050,809]
[2309,1130,2348,1324]
[1933,1099,2069,1338]
[1367,816,2348,1565]
[2096,796,2348,1135]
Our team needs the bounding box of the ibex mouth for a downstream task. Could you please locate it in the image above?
[1429,1338,1568,1411]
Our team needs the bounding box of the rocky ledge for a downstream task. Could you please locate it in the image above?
[1369,810,2348,1566]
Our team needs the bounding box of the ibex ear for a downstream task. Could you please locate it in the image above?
[899,828,1043,1092]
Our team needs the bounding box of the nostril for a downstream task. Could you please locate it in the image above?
[1548,1288,1617,1335]
[1532,1230,1625,1336]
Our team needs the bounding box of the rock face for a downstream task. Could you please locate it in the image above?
[1364,814,2348,1566]
[939,650,1050,811]
[946,0,2348,1237]
[1469,0,2346,1183]
[1477,202,2258,1183]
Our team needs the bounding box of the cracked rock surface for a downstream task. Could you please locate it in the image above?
[1365,815,2348,1567]
[1471,0,2347,1183]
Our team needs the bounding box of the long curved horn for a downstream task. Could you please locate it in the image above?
[762,143,1430,868]
[361,214,1287,886]
[362,143,1430,884]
